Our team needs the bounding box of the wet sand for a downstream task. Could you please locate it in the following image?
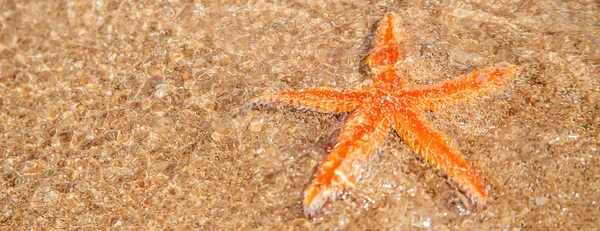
[1,1,599,230]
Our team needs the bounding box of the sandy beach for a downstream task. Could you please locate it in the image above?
[1,0,599,229]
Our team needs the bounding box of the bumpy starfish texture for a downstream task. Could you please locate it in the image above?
[256,12,516,216]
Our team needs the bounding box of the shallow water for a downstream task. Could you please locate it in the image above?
[1,0,599,229]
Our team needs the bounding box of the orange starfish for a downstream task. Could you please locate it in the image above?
[255,12,517,216]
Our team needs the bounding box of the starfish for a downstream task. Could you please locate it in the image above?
[254,12,517,216]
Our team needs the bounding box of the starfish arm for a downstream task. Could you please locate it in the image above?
[411,62,517,111]
[304,108,390,216]
[366,12,405,88]
[392,107,488,204]
[256,86,371,113]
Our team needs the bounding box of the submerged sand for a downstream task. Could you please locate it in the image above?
[1,0,599,230]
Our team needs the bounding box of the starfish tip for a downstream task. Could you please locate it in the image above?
[384,12,397,20]
[380,12,399,31]
[303,186,340,217]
